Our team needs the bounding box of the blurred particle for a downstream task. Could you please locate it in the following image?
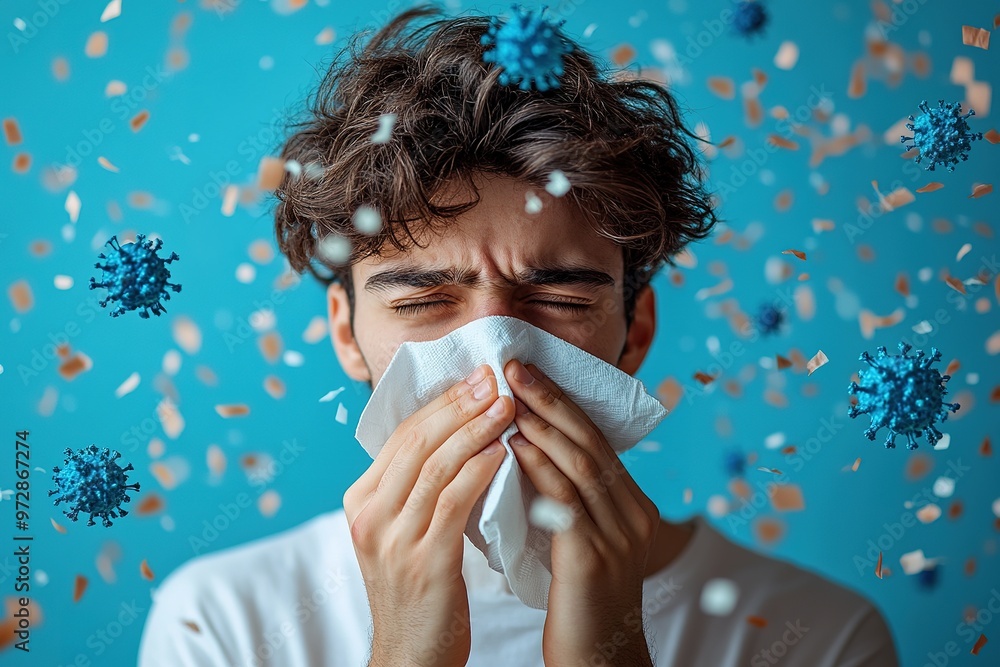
[774,41,799,70]
[259,56,274,70]
[257,157,285,190]
[916,504,941,523]
[264,376,285,399]
[335,403,348,425]
[172,316,202,354]
[933,476,956,498]
[701,578,739,616]
[915,563,939,590]
[157,397,185,438]
[258,490,281,517]
[315,27,335,45]
[722,448,745,477]
[370,114,396,144]
[215,404,250,418]
[236,263,256,283]
[140,559,155,581]
[7,280,35,313]
[73,575,88,602]
[731,0,767,39]
[317,234,350,264]
[529,496,573,532]
[352,205,382,234]
[545,170,570,196]
[85,31,108,58]
[115,372,140,398]
[101,0,121,22]
[283,350,304,367]
[302,316,327,344]
[162,350,181,375]
[524,190,543,213]
[769,484,805,511]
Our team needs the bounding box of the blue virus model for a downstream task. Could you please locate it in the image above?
[49,445,140,527]
[90,234,181,318]
[847,342,960,450]
[732,0,768,38]
[754,303,784,336]
[723,448,745,477]
[481,4,571,92]
[916,563,940,590]
[900,99,983,172]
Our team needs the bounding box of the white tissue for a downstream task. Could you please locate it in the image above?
[354,315,668,609]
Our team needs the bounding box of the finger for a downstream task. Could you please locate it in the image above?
[505,360,631,509]
[353,365,494,503]
[521,362,654,520]
[397,394,514,540]
[425,437,507,544]
[509,435,598,538]
[510,407,624,536]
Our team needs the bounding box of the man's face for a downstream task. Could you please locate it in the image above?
[327,173,655,389]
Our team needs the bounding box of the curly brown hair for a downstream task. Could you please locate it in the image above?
[270,3,718,330]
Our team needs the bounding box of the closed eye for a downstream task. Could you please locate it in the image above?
[392,300,589,315]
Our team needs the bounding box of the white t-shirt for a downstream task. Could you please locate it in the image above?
[137,509,899,666]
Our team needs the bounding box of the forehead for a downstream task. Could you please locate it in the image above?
[353,174,623,279]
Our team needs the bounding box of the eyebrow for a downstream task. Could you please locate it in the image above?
[363,263,616,295]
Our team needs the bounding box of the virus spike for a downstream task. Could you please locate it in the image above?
[848,341,961,450]
[90,234,182,318]
[481,4,571,92]
[900,99,983,172]
[731,0,768,39]
[49,445,140,527]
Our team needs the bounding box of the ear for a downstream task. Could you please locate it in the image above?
[617,283,656,376]
[327,281,371,383]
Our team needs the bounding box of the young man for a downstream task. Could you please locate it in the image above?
[139,5,899,666]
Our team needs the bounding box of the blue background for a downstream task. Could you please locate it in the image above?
[1,0,997,665]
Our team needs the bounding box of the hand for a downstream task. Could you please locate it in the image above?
[503,359,658,667]
[343,364,513,667]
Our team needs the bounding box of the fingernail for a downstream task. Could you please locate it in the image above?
[466,365,487,386]
[514,399,528,416]
[473,378,491,400]
[487,397,505,418]
[483,441,502,454]
[510,433,529,447]
[512,361,534,385]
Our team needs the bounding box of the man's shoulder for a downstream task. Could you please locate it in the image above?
[153,507,351,607]
[702,519,881,620]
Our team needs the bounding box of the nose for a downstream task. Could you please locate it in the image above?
[467,294,521,322]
